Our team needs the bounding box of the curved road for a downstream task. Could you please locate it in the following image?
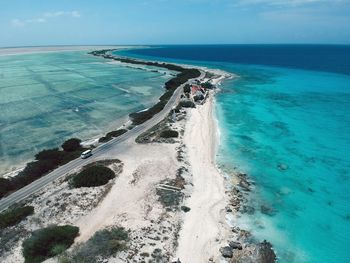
[0,71,205,212]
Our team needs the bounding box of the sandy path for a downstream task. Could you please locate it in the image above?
[177,95,229,262]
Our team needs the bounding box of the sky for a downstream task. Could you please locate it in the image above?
[0,0,350,47]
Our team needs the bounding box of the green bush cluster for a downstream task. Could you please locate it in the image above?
[106,129,128,138]
[181,206,191,213]
[160,129,179,138]
[61,138,81,152]
[98,136,112,143]
[0,206,34,229]
[179,100,195,108]
[22,225,79,263]
[0,139,85,199]
[99,129,128,143]
[129,98,168,125]
[0,178,12,198]
[194,93,205,102]
[201,82,215,89]
[59,227,128,263]
[71,165,115,188]
[183,84,191,93]
[164,68,200,90]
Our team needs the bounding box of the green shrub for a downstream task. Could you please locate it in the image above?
[35,148,65,165]
[0,143,85,199]
[159,89,174,102]
[0,178,13,198]
[0,206,34,229]
[71,165,115,188]
[17,161,54,183]
[129,99,168,125]
[98,136,112,143]
[179,100,195,108]
[22,225,79,263]
[164,69,200,90]
[61,138,81,152]
[160,129,179,138]
[181,206,191,213]
[183,84,191,93]
[202,82,215,89]
[106,129,128,138]
[99,129,128,143]
[194,94,204,102]
[59,227,128,263]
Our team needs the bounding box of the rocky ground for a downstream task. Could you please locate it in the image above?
[218,171,277,263]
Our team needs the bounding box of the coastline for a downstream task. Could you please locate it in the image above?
[1,56,174,178]
[0,50,277,262]
[1,42,348,263]
[177,92,229,262]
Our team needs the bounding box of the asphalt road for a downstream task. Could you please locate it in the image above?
[0,71,205,212]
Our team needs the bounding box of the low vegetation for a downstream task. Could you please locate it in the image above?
[159,129,179,138]
[0,225,29,257]
[22,225,79,263]
[0,206,34,229]
[181,206,191,213]
[98,136,112,143]
[179,100,195,108]
[71,165,115,188]
[156,179,184,208]
[99,129,128,143]
[194,93,205,102]
[157,187,183,208]
[0,138,86,199]
[61,138,82,152]
[183,84,191,93]
[0,178,12,198]
[106,129,128,138]
[201,82,215,89]
[59,227,129,263]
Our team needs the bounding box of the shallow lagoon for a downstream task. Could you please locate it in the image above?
[0,51,172,176]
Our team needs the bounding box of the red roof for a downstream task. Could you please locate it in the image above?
[191,85,201,94]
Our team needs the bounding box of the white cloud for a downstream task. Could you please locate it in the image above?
[11,19,25,27]
[11,11,81,27]
[71,11,81,18]
[44,11,81,18]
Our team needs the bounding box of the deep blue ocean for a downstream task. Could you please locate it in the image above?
[117,45,350,263]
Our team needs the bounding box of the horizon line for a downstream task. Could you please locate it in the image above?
[1,43,350,49]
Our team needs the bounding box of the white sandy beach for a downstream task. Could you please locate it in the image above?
[176,94,229,262]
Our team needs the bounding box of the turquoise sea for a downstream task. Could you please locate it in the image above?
[0,50,172,176]
[119,46,350,263]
